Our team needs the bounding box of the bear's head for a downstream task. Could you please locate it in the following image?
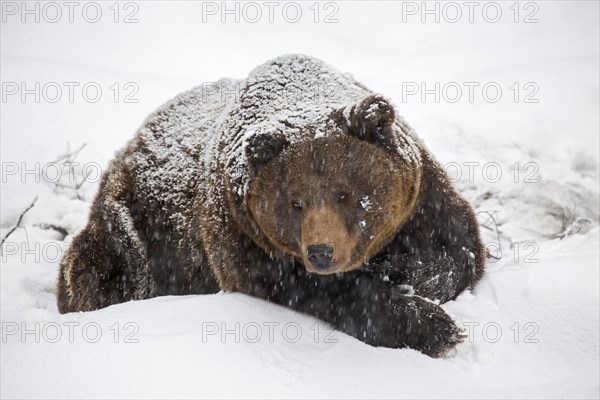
[246,96,421,274]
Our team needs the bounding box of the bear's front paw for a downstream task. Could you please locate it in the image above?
[391,294,465,358]
[412,301,465,358]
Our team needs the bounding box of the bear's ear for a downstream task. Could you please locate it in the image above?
[332,95,396,148]
[245,132,289,172]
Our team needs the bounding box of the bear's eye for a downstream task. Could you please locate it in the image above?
[337,192,349,203]
[291,200,302,210]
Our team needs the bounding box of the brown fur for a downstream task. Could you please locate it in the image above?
[57,55,485,357]
[301,206,354,273]
[248,135,420,275]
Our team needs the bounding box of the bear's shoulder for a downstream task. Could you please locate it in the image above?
[115,78,240,224]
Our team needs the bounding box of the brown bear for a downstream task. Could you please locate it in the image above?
[57,54,486,357]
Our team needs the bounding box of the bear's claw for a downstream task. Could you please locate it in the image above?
[393,296,465,358]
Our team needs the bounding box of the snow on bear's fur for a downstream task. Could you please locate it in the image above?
[57,54,485,357]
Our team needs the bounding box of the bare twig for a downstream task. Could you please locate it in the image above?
[53,142,87,164]
[48,142,90,199]
[34,223,69,240]
[53,168,91,200]
[1,196,38,248]
[477,210,502,244]
[476,210,509,260]
[545,203,592,240]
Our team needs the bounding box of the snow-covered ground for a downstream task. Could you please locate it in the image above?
[1,1,599,398]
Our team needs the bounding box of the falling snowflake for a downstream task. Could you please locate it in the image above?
[360,195,372,211]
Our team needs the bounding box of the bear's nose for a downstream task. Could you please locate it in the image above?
[306,243,334,271]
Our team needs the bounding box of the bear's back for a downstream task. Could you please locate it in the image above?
[120,78,239,233]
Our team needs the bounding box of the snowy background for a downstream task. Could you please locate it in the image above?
[1,1,599,398]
